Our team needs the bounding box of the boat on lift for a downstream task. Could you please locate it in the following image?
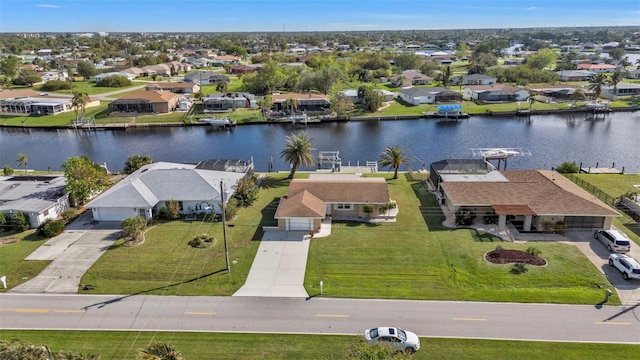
[480,148,520,161]
[199,116,236,128]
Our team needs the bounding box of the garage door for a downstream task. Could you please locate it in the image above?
[288,217,313,231]
[564,216,605,229]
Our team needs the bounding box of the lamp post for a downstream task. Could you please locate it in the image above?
[220,181,230,273]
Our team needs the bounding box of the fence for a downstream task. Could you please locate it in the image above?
[564,173,619,206]
[407,166,429,182]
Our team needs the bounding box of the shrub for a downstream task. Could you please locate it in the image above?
[0,212,6,233]
[188,234,213,248]
[165,200,181,220]
[363,204,375,218]
[95,75,132,87]
[10,211,30,232]
[510,263,529,274]
[555,161,579,174]
[455,210,475,226]
[3,166,14,175]
[526,246,542,257]
[61,208,78,223]
[483,213,497,224]
[233,176,259,207]
[223,198,238,221]
[554,221,568,234]
[122,216,147,241]
[38,219,65,238]
[40,80,73,91]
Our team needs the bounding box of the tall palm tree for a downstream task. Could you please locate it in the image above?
[379,145,410,180]
[16,153,27,174]
[137,340,184,360]
[587,73,608,100]
[285,97,299,115]
[280,132,315,179]
[72,91,90,121]
[571,88,586,106]
[608,72,623,99]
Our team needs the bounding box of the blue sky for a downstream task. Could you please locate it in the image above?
[0,0,637,32]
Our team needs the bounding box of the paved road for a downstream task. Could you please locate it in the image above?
[0,294,638,344]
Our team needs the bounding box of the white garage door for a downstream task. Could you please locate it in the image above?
[288,217,313,231]
[93,207,135,222]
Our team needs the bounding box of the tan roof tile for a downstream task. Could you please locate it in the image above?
[114,90,178,103]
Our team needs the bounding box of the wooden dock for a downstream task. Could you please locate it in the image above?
[580,167,623,174]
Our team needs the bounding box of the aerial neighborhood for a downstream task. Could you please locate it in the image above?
[1,24,640,358]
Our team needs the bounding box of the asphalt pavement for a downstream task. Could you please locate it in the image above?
[1,294,638,344]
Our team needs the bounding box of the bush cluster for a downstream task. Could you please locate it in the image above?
[188,234,214,248]
[95,75,132,87]
[40,80,73,91]
[37,219,65,238]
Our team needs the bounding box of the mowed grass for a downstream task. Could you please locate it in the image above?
[0,231,50,293]
[1,330,638,360]
[35,80,147,95]
[79,174,290,296]
[0,103,109,127]
[305,175,618,304]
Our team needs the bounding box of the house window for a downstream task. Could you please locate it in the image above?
[43,209,49,216]
[334,203,353,211]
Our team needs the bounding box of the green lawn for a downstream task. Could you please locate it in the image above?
[305,175,618,304]
[1,331,637,360]
[0,230,50,291]
[35,80,147,95]
[0,103,109,127]
[77,175,290,295]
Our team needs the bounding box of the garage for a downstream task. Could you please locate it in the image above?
[91,207,138,222]
[288,217,313,231]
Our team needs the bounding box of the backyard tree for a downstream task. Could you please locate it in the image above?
[257,94,273,119]
[16,153,27,174]
[124,154,153,174]
[12,70,42,87]
[76,60,96,79]
[71,91,91,122]
[555,161,579,174]
[393,52,421,71]
[588,73,608,99]
[280,132,315,179]
[0,55,20,79]
[608,72,623,98]
[62,155,109,206]
[524,48,557,70]
[379,144,410,180]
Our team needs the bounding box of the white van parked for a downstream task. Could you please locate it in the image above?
[594,229,631,253]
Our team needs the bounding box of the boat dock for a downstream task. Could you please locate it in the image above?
[580,162,624,174]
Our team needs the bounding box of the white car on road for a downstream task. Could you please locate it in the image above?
[609,253,640,280]
[363,326,420,353]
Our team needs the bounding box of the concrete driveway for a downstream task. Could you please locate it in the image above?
[9,212,121,294]
[565,230,640,305]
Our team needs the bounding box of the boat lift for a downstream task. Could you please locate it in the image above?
[318,151,342,172]
[470,148,532,170]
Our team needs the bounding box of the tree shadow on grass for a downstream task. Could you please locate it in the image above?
[410,181,448,232]
[471,228,504,242]
[258,176,290,190]
[250,197,281,241]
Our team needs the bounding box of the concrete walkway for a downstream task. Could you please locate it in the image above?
[233,220,332,297]
[9,212,121,294]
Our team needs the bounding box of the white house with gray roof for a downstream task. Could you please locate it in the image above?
[0,175,70,228]
[86,161,251,222]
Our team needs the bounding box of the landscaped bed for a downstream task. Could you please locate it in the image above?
[485,248,547,266]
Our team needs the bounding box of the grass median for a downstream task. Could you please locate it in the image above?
[1,330,637,359]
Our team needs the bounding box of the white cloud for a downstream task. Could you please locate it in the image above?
[525,7,537,10]
[36,4,61,8]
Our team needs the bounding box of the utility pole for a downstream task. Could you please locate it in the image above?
[220,181,230,273]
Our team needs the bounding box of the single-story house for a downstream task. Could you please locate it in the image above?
[435,166,619,232]
[227,64,258,74]
[625,68,640,79]
[274,174,396,231]
[90,72,136,82]
[576,63,617,73]
[601,82,640,99]
[397,87,462,105]
[145,82,200,94]
[86,160,252,222]
[0,175,70,229]
[183,71,231,85]
[429,158,496,189]
[203,92,256,111]
[340,89,395,103]
[271,93,331,112]
[0,89,100,116]
[141,64,171,77]
[527,85,580,101]
[40,70,69,82]
[120,67,145,78]
[210,55,241,66]
[557,70,595,81]
[389,70,433,87]
[451,74,497,86]
[463,84,529,102]
[108,90,180,114]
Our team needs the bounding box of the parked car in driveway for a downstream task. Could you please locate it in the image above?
[363,327,420,353]
[594,229,631,253]
[609,254,640,280]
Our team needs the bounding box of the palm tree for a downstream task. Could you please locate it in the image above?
[527,95,536,110]
[441,65,452,87]
[571,88,586,106]
[587,73,608,100]
[257,94,273,119]
[16,153,27,174]
[608,72,623,99]
[72,91,90,122]
[137,340,184,360]
[379,145,410,180]
[280,132,315,179]
[285,97,299,115]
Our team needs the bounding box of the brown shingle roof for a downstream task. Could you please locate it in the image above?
[467,84,524,93]
[114,90,178,103]
[0,89,40,100]
[275,178,390,218]
[147,82,196,89]
[441,170,619,217]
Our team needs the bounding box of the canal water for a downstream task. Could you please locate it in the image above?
[1,112,639,173]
